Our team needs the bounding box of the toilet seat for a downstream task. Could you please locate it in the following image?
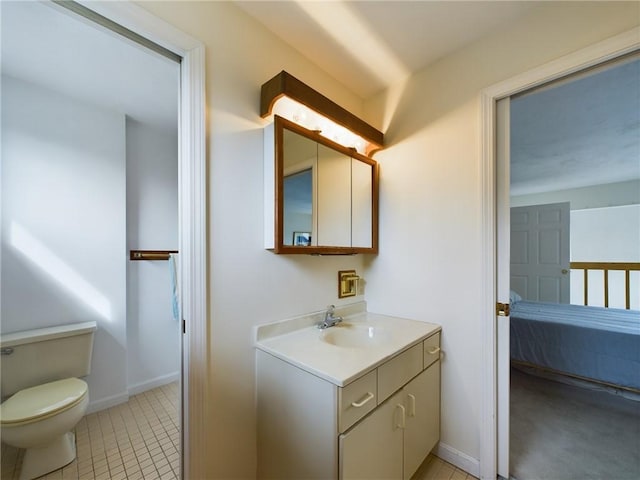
[0,378,88,426]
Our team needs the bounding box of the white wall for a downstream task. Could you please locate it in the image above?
[363,1,640,472]
[125,118,180,393]
[132,1,640,477]
[1,75,128,406]
[1,76,181,410]
[571,205,640,309]
[510,179,640,209]
[136,2,371,478]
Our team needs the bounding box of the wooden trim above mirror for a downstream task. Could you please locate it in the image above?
[267,116,379,255]
[261,71,384,155]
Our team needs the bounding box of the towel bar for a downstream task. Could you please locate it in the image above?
[129,250,178,261]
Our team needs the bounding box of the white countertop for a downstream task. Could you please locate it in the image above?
[255,304,441,387]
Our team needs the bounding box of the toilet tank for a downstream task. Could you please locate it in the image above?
[0,321,97,399]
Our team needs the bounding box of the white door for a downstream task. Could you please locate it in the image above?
[510,202,571,303]
[497,101,571,478]
[496,97,511,479]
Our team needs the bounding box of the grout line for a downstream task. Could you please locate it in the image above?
[1,382,180,480]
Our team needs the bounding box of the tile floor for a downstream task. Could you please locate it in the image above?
[1,382,180,480]
[411,455,478,480]
[2,380,477,480]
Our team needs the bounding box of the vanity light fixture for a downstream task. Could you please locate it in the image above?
[260,71,384,156]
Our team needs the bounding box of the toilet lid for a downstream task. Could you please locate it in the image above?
[0,378,87,425]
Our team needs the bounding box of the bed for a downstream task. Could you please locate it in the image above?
[510,262,640,392]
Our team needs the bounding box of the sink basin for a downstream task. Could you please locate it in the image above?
[320,323,390,348]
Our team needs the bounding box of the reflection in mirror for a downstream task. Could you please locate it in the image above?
[282,128,317,246]
[283,169,312,246]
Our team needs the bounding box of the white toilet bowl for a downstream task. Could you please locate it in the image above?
[1,378,89,480]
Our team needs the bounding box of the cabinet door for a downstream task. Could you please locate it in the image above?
[403,361,441,480]
[339,391,404,479]
[317,143,351,246]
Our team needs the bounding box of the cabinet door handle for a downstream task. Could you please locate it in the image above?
[395,404,406,429]
[428,346,441,355]
[407,394,416,417]
[351,392,374,408]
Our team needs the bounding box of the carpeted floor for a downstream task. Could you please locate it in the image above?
[510,367,640,480]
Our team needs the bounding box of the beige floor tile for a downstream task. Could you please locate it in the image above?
[0,382,180,480]
[411,454,479,480]
[451,468,468,480]
[142,464,159,477]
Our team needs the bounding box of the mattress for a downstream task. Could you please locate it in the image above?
[510,300,640,391]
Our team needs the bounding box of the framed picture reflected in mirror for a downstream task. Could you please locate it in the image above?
[293,232,311,246]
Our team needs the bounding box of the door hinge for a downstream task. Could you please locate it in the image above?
[182,319,186,334]
[496,302,510,316]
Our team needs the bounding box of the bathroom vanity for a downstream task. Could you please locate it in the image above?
[255,304,441,479]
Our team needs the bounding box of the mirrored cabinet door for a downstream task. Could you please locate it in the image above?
[265,115,378,254]
[351,158,373,248]
[282,128,316,246]
[316,142,351,247]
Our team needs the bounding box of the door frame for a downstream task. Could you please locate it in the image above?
[74,2,207,478]
[479,27,639,479]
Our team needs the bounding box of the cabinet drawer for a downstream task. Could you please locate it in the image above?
[423,332,441,369]
[377,343,423,403]
[338,370,377,433]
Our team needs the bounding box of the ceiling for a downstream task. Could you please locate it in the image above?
[2,1,638,195]
[237,1,539,98]
[511,57,640,196]
[239,1,640,195]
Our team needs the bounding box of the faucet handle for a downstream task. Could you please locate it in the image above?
[324,305,337,322]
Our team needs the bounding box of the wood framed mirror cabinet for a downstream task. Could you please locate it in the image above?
[264,115,379,255]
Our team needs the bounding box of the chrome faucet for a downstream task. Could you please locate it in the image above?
[318,305,343,329]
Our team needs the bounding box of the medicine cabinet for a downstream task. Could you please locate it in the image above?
[264,115,379,255]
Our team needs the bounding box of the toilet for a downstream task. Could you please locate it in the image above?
[0,321,97,480]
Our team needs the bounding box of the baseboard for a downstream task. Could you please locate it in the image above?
[87,391,129,414]
[86,373,179,414]
[128,371,179,396]
[435,442,480,478]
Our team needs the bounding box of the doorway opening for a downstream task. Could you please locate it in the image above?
[479,27,639,480]
[506,55,640,480]
[1,1,206,478]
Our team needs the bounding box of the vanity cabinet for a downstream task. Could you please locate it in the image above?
[402,363,440,478]
[340,363,440,479]
[256,331,441,480]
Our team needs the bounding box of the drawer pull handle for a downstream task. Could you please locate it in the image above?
[351,392,374,408]
[395,404,406,429]
[427,346,441,355]
[407,394,416,417]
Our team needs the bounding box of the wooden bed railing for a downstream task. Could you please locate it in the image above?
[570,262,640,310]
